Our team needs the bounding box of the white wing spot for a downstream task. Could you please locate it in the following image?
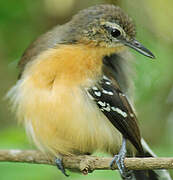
[111,107,128,118]
[94,91,101,97]
[105,81,111,85]
[102,90,114,95]
[98,101,106,107]
[119,92,126,97]
[130,113,134,117]
[109,92,114,95]
[103,106,111,112]
[92,86,98,90]
[103,75,110,81]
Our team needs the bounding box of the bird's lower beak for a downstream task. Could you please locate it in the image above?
[123,39,155,59]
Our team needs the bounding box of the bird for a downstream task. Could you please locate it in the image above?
[7,4,172,180]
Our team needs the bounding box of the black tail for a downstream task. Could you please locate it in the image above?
[129,139,172,180]
[133,169,159,180]
[132,150,159,180]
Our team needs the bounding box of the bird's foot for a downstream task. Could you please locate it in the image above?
[110,138,132,179]
[55,158,69,177]
[110,154,132,179]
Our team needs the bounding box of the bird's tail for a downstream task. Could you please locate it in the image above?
[129,139,172,180]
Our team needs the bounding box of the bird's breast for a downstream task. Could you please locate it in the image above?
[9,76,122,156]
[8,44,122,156]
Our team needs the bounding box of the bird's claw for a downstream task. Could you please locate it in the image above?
[110,138,132,179]
[55,158,69,177]
[110,154,124,171]
[110,154,131,179]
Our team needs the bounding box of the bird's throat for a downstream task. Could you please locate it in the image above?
[22,44,124,88]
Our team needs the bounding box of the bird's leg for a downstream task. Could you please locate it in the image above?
[110,137,132,179]
[55,157,69,177]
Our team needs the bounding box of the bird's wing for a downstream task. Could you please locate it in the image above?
[87,73,143,154]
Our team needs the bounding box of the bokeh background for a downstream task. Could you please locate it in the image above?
[0,0,173,179]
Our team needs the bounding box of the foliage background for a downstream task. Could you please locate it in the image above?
[0,0,172,179]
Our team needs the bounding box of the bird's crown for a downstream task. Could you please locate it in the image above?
[72,4,135,38]
[67,4,154,58]
[68,4,135,46]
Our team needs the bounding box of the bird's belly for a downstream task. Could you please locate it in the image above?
[9,78,122,156]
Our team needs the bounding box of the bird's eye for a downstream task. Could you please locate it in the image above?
[111,28,121,38]
[102,24,122,38]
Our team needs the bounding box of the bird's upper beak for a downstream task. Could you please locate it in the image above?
[123,39,155,59]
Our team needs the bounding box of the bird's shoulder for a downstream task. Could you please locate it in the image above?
[103,51,134,98]
[17,24,69,78]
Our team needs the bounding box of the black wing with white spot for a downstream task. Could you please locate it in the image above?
[87,75,143,154]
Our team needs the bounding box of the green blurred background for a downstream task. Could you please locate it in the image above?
[0,0,173,179]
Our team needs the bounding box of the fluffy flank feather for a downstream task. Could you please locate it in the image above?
[7,44,124,156]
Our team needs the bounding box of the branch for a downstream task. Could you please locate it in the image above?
[0,150,173,174]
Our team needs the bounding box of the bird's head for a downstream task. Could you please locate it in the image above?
[68,4,155,58]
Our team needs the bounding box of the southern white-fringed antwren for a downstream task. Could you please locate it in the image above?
[8,4,172,180]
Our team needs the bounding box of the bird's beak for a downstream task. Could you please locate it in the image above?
[123,39,155,59]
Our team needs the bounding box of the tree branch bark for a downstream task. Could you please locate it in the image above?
[0,150,173,174]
